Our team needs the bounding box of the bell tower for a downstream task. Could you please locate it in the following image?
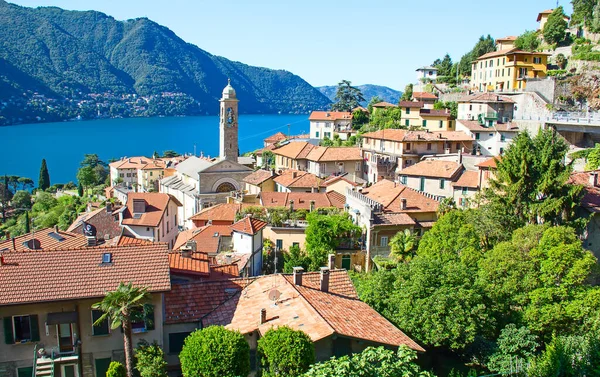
[219,79,239,162]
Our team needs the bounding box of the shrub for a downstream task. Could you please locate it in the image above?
[135,340,167,377]
[106,362,126,377]
[257,326,315,377]
[179,326,250,377]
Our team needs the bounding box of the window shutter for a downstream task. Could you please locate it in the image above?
[144,305,155,331]
[4,317,14,344]
[30,315,40,342]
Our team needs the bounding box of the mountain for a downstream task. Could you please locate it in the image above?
[318,84,402,106]
[0,1,331,124]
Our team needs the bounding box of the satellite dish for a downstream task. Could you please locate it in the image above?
[268,289,281,302]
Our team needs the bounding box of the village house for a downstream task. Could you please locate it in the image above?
[451,170,481,208]
[345,180,439,270]
[67,203,122,242]
[309,111,353,141]
[412,92,438,109]
[109,156,185,192]
[398,159,464,198]
[416,65,438,83]
[119,192,182,248]
[370,102,397,114]
[229,216,268,276]
[263,132,287,147]
[173,225,233,255]
[0,244,171,377]
[322,175,361,194]
[397,101,454,130]
[242,169,277,196]
[274,170,325,193]
[168,248,239,283]
[361,129,473,184]
[188,202,248,228]
[470,36,550,92]
[162,267,423,372]
[537,9,570,31]
[272,141,315,171]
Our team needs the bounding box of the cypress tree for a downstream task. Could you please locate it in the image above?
[24,211,30,233]
[78,182,84,197]
[39,159,50,191]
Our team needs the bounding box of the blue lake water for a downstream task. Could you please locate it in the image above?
[0,114,309,185]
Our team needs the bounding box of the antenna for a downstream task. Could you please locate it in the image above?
[193,143,197,156]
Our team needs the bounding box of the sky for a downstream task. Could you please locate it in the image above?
[10,0,573,91]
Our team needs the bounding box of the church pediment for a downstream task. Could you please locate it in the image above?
[200,159,253,174]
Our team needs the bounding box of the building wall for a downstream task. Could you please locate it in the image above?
[420,116,455,132]
[233,232,253,254]
[307,160,362,179]
[452,186,480,208]
[325,180,355,195]
[310,119,352,140]
[138,168,164,192]
[400,175,454,198]
[263,227,306,251]
[471,52,548,92]
[162,323,198,367]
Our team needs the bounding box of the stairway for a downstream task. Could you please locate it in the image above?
[34,358,54,377]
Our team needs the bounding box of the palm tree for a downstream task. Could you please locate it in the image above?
[389,229,417,262]
[93,282,150,377]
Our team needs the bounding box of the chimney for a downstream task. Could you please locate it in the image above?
[86,236,97,247]
[293,267,304,286]
[181,247,192,258]
[311,186,316,193]
[320,267,330,292]
[328,254,335,270]
[106,202,113,213]
[590,172,598,187]
[400,198,407,210]
[259,308,267,325]
[12,237,16,250]
[54,225,59,233]
[292,171,297,179]
[310,200,316,212]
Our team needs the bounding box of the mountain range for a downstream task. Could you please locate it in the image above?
[317,84,402,106]
[0,0,331,121]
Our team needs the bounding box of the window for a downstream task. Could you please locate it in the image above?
[422,120,427,128]
[489,60,493,67]
[405,119,409,127]
[166,221,170,234]
[149,172,153,177]
[92,310,110,336]
[501,134,506,141]
[320,163,326,174]
[95,358,112,377]
[475,133,480,140]
[456,143,460,151]
[355,162,361,172]
[130,305,155,334]
[500,147,505,155]
[18,367,33,377]
[119,173,124,178]
[380,236,389,247]
[420,177,425,191]
[440,179,445,189]
[459,197,466,207]
[469,105,472,111]
[406,143,411,151]
[5,315,39,343]
[315,131,319,138]
[533,57,542,64]
[462,187,468,195]
[439,120,443,128]
[324,132,331,139]
[400,175,407,185]
[406,107,410,114]
[126,173,131,177]
[276,239,283,251]
[341,255,351,270]
[168,332,191,354]
[426,143,432,151]
[292,242,300,248]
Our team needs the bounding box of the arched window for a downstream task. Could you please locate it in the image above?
[215,182,236,193]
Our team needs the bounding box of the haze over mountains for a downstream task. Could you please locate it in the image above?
[0,0,331,115]
[317,84,402,106]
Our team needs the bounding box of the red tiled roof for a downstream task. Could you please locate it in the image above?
[323,175,360,187]
[306,146,362,162]
[282,270,358,298]
[569,171,600,213]
[116,235,153,246]
[399,160,462,179]
[0,228,87,252]
[0,244,171,305]
[274,170,324,189]
[169,251,210,276]
[362,179,439,213]
[260,192,345,210]
[272,142,316,159]
[309,111,352,121]
[373,213,416,226]
[189,203,248,222]
[264,132,287,144]
[496,35,517,41]
[399,101,424,108]
[460,93,515,104]
[452,170,480,189]
[243,169,275,186]
[372,102,397,108]
[362,129,472,142]
[419,109,452,118]
[476,48,551,61]
[413,92,438,100]
[173,225,233,253]
[476,157,500,169]
[122,193,182,227]
[230,217,268,235]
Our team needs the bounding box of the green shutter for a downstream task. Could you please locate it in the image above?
[94,358,112,377]
[4,317,14,344]
[29,315,40,342]
[144,305,155,331]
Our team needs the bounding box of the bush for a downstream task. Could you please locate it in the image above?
[179,326,250,377]
[135,340,167,377]
[546,69,567,77]
[257,326,314,377]
[572,52,600,62]
[106,361,126,377]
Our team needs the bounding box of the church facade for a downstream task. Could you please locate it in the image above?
[160,81,252,229]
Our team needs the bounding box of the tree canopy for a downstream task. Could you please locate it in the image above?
[38,159,50,191]
[514,30,540,51]
[331,80,365,112]
[257,326,314,377]
[543,7,568,44]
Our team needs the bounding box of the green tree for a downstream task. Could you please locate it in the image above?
[488,324,539,374]
[389,229,416,262]
[179,326,250,377]
[258,326,314,377]
[162,150,180,158]
[433,53,453,80]
[134,340,167,377]
[304,211,360,270]
[17,177,34,191]
[106,361,127,377]
[352,108,369,127]
[370,107,403,129]
[555,53,568,69]
[0,175,12,222]
[571,0,596,29]
[80,153,107,168]
[367,96,383,114]
[433,101,458,118]
[262,150,275,169]
[400,83,413,101]
[331,80,365,112]
[458,35,496,77]
[38,159,50,191]
[528,334,600,376]
[78,182,84,197]
[92,282,151,377]
[283,244,310,273]
[24,210,30,233]
[303,346,435,377]
[543,7,568,44]
[77,166,97,195]
[11,191,32,211]
[514,30,540,51]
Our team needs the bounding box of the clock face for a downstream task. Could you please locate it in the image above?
[226,107,234,126]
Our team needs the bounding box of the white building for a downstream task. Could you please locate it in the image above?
[416,66,438,83]
[309,111,353,140]
[230,216,268,276]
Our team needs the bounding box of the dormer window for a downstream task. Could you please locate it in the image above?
[102,253,112,264]
[133,199,146,215]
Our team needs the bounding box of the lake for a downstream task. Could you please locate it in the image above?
[0,114,309,185]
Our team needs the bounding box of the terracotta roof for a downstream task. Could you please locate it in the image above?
[282,270,359,298]
[192,272,424,350]
[476,157,500,169]
[0,228,87,252]
[372,102,397,108]
[568,171,600,213]
[116,235,153,246]
[457,119,491,131]
[419,109,452,118]
[255,144,278,156]
[264,132,287,144]
[362,129,473,142]
[309,111,352,121]
[399,101,424,108]
[169,251,210,276]
[189,203,249,222]
[230,217,268,235]
[353,106,369,112]
[122,193,182,228]
[109,156,154,170]
[0,244,171,306]
[323,175,360,187]
[460,93,515,104]
[476,48,551,61]
[272,141,315,159]
[399,160,462,179]
[452,170,480,189]
[260,192,345,210]
[173,225,233,253]
[274,170,324,189]
[243,169,275,186]
[361,179,439,213]
[496,36,517,41]
[373,213,416,226]
[412,92,438,100]
[306,146,362,162]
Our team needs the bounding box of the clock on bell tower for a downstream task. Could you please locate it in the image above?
[219,78,239,162]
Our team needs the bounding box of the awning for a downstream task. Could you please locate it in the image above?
[46,311,78,325]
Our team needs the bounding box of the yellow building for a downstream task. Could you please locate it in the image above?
[398,101,455,131]
[470,36,550,92]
